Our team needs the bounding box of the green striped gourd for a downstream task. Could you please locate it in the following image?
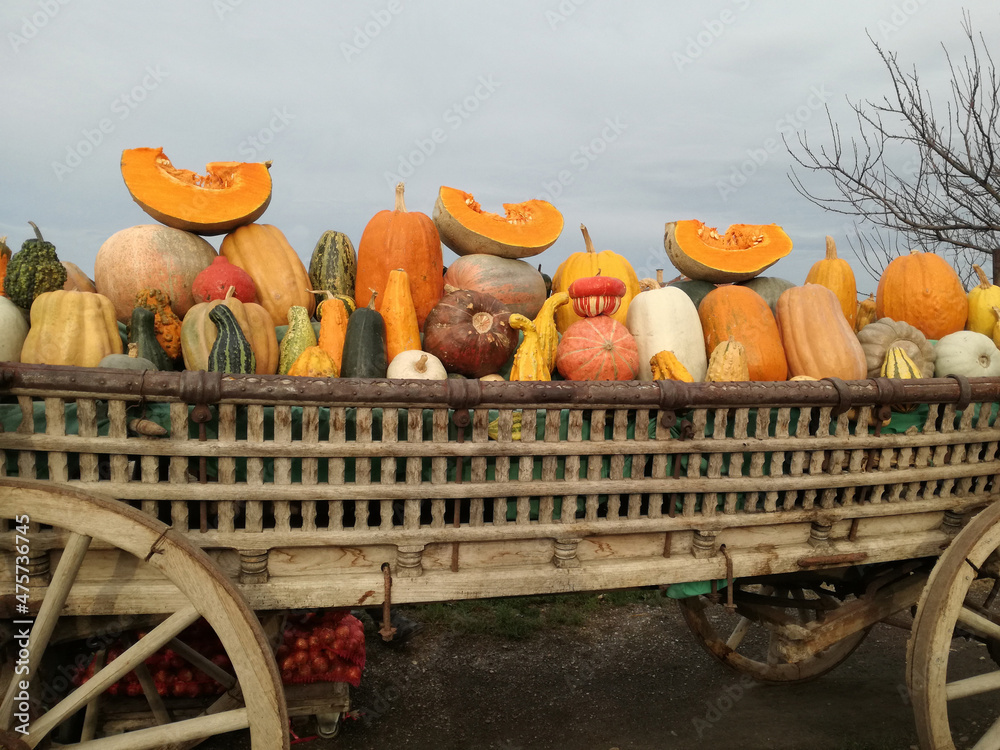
[278,305,318,374]
[207,304,256,374]
[308,231,357,316]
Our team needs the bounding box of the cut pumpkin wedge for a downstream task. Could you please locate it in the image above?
[432,186,563,259]
[664,219,792,283]
[121,147,272,236]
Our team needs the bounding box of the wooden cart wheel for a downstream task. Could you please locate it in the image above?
[0,479,289,750]
[907,501,1000,750]
[678,580,870,684]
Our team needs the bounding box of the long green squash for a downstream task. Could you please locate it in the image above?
[341,295,387,378]
[207,304,256,374]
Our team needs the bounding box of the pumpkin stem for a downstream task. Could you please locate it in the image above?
[127,342,139,358]
[264,160,273,170]
[656,269,664,285]
[974,264,992,289]
[367,290,378,310]
[580,224,597,254]
[224,285,237,301]
[414,354,428,373]
[307,288,334,300]
[27,221,43,242]
[992,305,1000,323]
[394,183,407,213]
[825,235,837,260]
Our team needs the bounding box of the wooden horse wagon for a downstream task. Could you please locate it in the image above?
[1,362,999,749]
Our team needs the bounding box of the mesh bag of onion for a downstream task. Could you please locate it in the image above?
[277,610,366,686]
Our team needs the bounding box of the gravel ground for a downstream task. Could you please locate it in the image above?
[203,597,996,750]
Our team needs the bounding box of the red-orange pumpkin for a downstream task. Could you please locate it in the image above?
[555,315,640,381]
[443,254,547,318]
[697,285,787,381]
[94,224,217,322]
[876,250,968,340]
[356,183,444,331]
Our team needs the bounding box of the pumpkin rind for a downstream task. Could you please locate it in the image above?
[21,290,123,368]
[855,317,935,379]
[443,255,548,319]
[95,224,217,322]
[551,225,640,333]
[432,186,563,259]
[220,223,315,326]
[120,147,272,235]
[737,276,795,315]
[875,250,968,340]
[775,284,867,380]
[555,315,640,381]
[804,236,857,327]
[422,290,517,378]
[697,285,787,381]
[664,220,792,283]
[625,286,707,382]
[356,183,444,331]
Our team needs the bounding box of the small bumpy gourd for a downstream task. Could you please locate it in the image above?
[650,350,693,382]
[508,313,550,381]
[207,304,256,374]
[532,291,569,373]
[4,222,67,310]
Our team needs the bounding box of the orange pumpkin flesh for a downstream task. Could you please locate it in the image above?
[433,186,564,259]
[121,147,272,236]
[664,220,792,283]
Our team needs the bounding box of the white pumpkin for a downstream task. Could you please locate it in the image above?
[0,296,29,362]
[387,350,448,380]
[934,331,1000,378]
[625,286,707,381]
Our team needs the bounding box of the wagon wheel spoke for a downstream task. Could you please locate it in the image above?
[957,605,1000,642]
[0,531,92,727]
[766,632,781,667]
[725,617,752,650]
[971,714,1000,750]
[57,707,253,750]
[27,605,201,741]
[946,669,1000,701]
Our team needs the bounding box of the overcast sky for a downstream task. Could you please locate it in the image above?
[3,1,998,296]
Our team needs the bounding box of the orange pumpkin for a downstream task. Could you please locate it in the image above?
[776,284,867,380]
[875,250,967,340]
[805,236,857,327]
[355,183,444,331]
[220,223,315,326]
[697,285,788,381]
[551,225,640,333]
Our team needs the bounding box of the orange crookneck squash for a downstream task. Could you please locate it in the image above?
[380,268,422,363]
[551,225,640,333]
[432,186,564,259]
[664,220,792,283]
[120,147,272,236]
[356,183,444,331]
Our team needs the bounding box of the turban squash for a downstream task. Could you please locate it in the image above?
[664,220,792,283]
[433,186,563,259]
[120,147,272,236]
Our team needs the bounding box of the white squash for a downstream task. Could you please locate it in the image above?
[934,331,1000,378]
[625,286,707,381]
[387,350,448,380]
[0,296,29,362]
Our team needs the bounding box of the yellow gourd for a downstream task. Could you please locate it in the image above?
[312,290,351,376]
[287,345,338,377]
[855,293,877,333]
[532,291,569,372]
[649,350,694,382]
[507,313,550,381]
[967,265,1000,336]
[705,337,749,382]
